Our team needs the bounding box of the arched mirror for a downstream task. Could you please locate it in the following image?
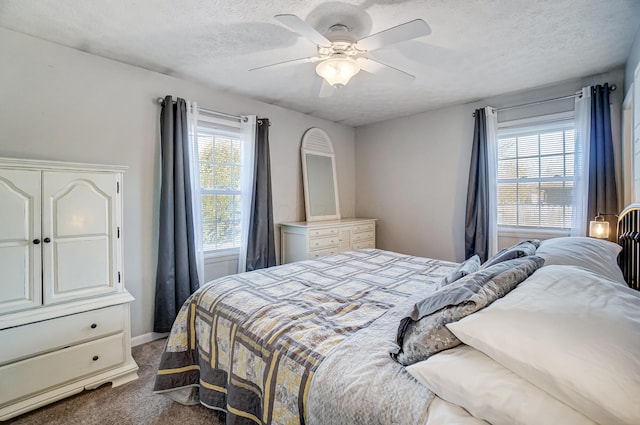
[301,128,341,222]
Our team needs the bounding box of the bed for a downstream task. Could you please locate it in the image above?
[154,207,640,425]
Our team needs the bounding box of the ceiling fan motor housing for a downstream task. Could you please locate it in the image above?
[318,41,359,58]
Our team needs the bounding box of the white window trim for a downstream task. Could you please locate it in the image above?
[198,125,241,138]
[497,111,574,129]
[198,113,242,130]
[204,247,239,262]
[197,122,244,254]
[497,226,570,246]
[498,226,570,237]
[496,111,577,232]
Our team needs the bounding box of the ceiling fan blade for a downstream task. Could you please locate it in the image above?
[249,56,316,72]
[318,79,336,98]
[357,57,415,82]
[275,14,331,47]
[356,19,431,52]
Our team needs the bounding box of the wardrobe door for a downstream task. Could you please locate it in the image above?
[0,169,42,315]
[42,171,119,304]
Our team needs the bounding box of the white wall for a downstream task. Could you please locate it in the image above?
[355,69,625,262]
[625,24,640,95]
[0,28,355,338]
[355,104,473,262]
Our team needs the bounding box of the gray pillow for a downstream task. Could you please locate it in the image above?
[482,240,540,268]
[440,255,481,287]
[392,256,545,366]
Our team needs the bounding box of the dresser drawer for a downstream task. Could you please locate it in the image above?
[352,223,375,233]
[310,248,339,259]
[309,235,340,251]
[352,230,374,242]
[352,240,375,249]
[309,227,339,238]
[0,304,126,366]
[0,333,125,407]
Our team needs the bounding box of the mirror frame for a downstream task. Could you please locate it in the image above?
[301,128,341,222]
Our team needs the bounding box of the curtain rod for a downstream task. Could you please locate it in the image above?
[472,84,617,116]
[157,97,248,122]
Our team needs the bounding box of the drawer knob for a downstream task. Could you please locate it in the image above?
[33,239,41,244]
[92,355,99,361]
[43,237,51,243]
[90,323,97,329]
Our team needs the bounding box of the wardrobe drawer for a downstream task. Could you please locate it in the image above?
[309,227,339,238]
[0,304,126,366]
[309,236,339,251]
[352,240,375,249]
[352,223,375,233]
[352,231,374,242]
[0,333,125,407]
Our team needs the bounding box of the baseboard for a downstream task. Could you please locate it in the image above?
[131,332,168,347]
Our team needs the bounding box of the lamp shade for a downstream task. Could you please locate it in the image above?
[589,220,610,239]
[315,56,360,87]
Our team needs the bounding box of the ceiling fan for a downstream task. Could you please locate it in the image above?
[250,14,431,97]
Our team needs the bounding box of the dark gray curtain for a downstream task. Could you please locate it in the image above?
[465,108,490,262]
[154,96,200,333]
[587,84,618,239]
[246,118,276,271]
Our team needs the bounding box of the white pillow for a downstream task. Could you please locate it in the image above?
[447,265,640,425]
[426,396,490,425]
[407,345,595,425]
[536,236,626,285]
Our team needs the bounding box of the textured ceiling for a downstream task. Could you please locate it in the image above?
[1,0,639,127]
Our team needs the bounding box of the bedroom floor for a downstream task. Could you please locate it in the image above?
[7,339,225,425]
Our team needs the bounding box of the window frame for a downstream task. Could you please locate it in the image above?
[195,121,245,256]
[496,111,576,234]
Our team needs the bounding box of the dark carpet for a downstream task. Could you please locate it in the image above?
[7,338,225,425]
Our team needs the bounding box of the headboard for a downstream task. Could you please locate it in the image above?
[617,203,640,290]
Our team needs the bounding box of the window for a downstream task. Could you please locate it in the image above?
[496,118,576,230]
[197,124,244,252]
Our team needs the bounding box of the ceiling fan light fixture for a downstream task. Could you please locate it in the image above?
[315,56,360,87]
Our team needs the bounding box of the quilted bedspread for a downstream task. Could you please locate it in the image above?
[154,249,456,425]
[307,296,438,425]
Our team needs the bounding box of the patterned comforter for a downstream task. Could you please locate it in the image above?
[154,249,456,425]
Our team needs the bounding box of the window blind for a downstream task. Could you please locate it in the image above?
[497,119,576,230]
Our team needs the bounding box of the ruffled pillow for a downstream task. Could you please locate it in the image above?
[482,240,540,268]
[439,255,481,287]
[392,256,544,366]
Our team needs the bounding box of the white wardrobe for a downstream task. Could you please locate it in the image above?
[0,157,138,420]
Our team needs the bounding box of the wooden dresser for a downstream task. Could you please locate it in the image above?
[280,218,376,264]
[0,158,138,420]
